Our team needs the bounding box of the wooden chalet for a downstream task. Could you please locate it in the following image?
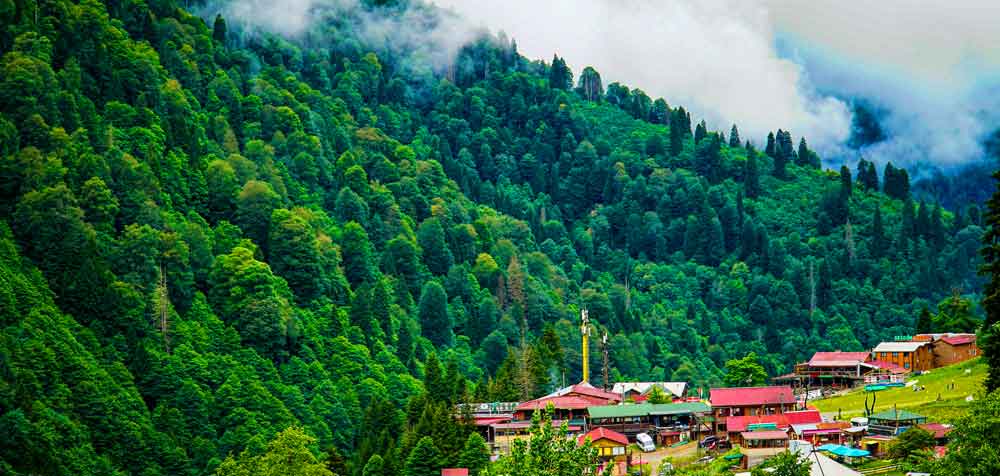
[587,401,711,444]
[914,333,979,367]
[871,341,933,372]
[709,386,797,434]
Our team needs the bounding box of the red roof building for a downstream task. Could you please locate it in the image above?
[441,470,469,476]
[513,381,620,421]
[709,386,797,435]
[578,427,629,446]
[808,352,872,367]
[919,423,954,441]
[710,386,795,407]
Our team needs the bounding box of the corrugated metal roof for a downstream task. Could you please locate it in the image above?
[808,352,871,367]
[578,427,629,446]
[872,342,927,352]
[869,408,926,422]
[587,402,710,419]
[941,335,975,346]
[710,386,794,407]
[611,382,687,398]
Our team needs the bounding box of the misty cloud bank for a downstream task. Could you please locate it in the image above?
[205,0,1000,168]
[204,0,484,71]
[437,0,1000,168]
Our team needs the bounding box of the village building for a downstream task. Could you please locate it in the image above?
[913,333,979,367]
[871,342,934,372]
[578,427,630,460]
[587,401,711,444]
[791,421,852,446]
[740,430,789,449]
[724,409,821,445]
[511,381,621,421]
[709,386,797,434]
[866,408,927,437]
[611,382,687,401]
[917,422,954,446]
[777,351,909,389]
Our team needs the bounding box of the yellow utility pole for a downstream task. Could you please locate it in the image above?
[581,309,590,382]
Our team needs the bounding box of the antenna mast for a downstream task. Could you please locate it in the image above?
[602,331,610,391]
[581,309,590,383]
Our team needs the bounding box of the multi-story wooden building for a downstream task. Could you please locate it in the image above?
[871,341,933,372]
[709,386,796,434]
[913,333,979,367]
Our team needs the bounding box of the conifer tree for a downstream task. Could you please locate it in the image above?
[213,14,228,44]
[765,132,776,157]
[979,170,1000,391]
[916,200,930,238]
[729,124,741,148]
[458,433,490,476]
[916,305,934,334]
[404,437,442,476]
[694,120,707,144]
[418,281,453,347]
[872,206,886,258]
[744,145,761,198]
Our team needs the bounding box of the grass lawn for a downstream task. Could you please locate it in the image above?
[811,358,986,423]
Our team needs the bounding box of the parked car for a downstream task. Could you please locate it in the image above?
[636,432,656,452]
[699,435,718,448]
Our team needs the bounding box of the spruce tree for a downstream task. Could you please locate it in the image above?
[796,138,811,167]
[457,433,490,476]
[744,146,761,198]
[872,206,886,258]
[694,120,707,144]
[979,170,1000,391]
[213,14,227,44]
[404,437,442,476]
[916,200,930,238]
[729,124,741,148]
[418,281,453,347]
[765,132,776,157]
[916,306,934,334]
[931,203,946,247]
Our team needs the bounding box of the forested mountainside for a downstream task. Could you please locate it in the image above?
[0,0,988,475]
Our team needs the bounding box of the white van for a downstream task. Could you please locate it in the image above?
[636,432,656,452]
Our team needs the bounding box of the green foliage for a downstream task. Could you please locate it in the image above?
[888,426,935,461]
[723,352,768,387]
[751,451,810,476]
[922,388,1000,476]
[216,427,334,476]
[458,433,490,476]
[0,0,987,474]
[404,436,442,476]
[484,407,608,476]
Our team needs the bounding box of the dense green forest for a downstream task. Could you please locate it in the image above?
[0,0,988,475]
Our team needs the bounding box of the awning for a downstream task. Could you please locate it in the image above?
[818,444,870,458]
[741,430,789,440]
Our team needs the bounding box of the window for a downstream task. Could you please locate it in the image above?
[613,446,625,456]
[904,363,909,369]
[893,352,898,358]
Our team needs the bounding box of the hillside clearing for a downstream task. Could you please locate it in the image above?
[811,358,986,422]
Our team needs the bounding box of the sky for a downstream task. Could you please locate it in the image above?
[432,0,1000,167]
